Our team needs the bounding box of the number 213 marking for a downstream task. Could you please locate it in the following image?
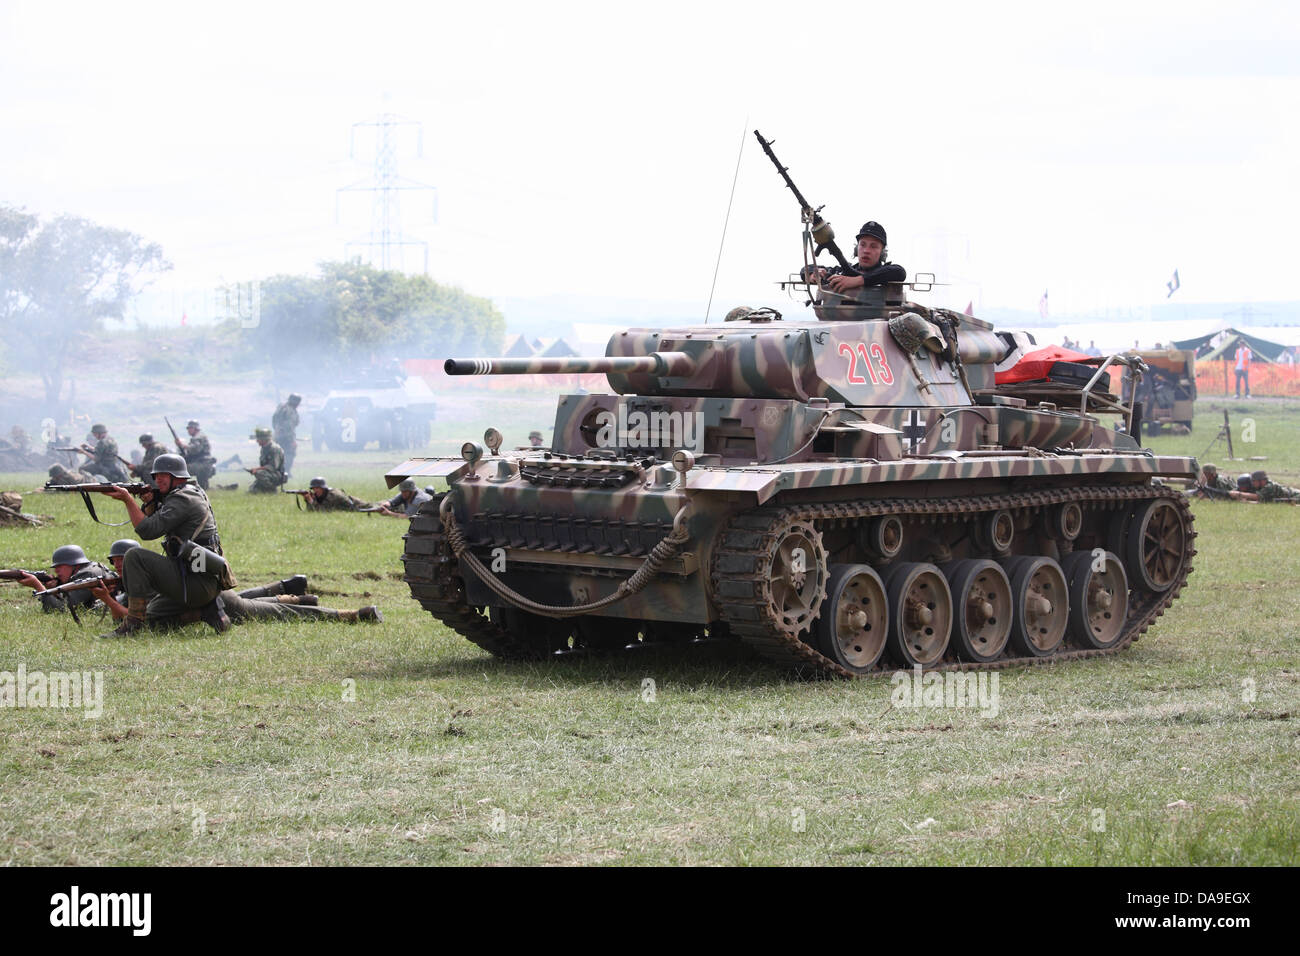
[838,342,894,386]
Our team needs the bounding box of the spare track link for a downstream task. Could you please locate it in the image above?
[710,484,1196,678]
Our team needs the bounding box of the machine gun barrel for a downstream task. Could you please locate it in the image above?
[444,351,696,377]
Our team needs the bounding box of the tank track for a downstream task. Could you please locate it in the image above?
[401,495,546,659]
[710,484,1195,678]
[402,485,1194,676]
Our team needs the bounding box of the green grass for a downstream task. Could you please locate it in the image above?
[0,397,1297,865]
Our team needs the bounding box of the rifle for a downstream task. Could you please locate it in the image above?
[38,572,121,599]
[165,416,187,454]
[1,568,56,586]
[42,481,157,525]
[62,443,135,470]
[37,571,123,624]
[753,130,853,272]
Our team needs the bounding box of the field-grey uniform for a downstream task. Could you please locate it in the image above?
[387,488,432,515]
[124,482,236,617]
[38,562,115,613]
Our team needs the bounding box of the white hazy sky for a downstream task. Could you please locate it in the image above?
[2,0,1297,320]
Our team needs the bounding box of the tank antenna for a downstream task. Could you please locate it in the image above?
[704,117,748,324]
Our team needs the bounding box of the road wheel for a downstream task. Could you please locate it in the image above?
[883,562,952,667]
[814,564,888,674]
[942,559,1012,663]
[1062,550,1129,649]
[1001,555,1068,657]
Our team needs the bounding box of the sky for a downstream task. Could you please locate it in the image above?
[2,0,1297,325]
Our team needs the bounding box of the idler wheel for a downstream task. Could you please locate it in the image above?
[883,562,952,667]
[815,564,889,674]
[1125,498,1187,593]
[1061,550,1129,649]
[1000,556,1069,657]
[941,559,1013,663]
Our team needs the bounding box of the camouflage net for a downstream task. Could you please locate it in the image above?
[439,497,692,619]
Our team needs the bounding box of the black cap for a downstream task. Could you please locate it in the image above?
[1251,470,1268,481]
[856,221,887,244]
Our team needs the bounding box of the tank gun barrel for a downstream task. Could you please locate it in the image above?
[445,352,696,377]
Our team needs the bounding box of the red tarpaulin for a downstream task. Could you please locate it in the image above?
[995,345,1093,385]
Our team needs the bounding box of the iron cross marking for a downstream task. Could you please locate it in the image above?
[901,409,927,456]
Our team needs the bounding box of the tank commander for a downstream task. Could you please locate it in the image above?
[300,476,373,512]
[379,477,431,518]
[800,221,907,295]
[95,453,236,636]
[273,393,302,476]
[177,420,217,490]
[1250,469,1300,503]
[87,424,130,482]
[249,427,286,493]
[11,544,115,614]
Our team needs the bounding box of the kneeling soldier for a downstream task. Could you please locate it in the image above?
[96,453,237,636]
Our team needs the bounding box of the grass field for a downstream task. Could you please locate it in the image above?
[1,397,1297,865]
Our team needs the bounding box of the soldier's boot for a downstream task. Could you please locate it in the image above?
[273,594,319,606]
[280,574,308,596]
[100,597,148,639]
[199,596,231,634]
[337,606,383,624]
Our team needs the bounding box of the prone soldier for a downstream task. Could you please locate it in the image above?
[248,427,286,493]
[379,478,431,518]
[295,476,374,512]
[10,544,115,614]
[91,546,381,626]
[1250,469,1300,503]
[272,393,302,476]
[48,463,104,485]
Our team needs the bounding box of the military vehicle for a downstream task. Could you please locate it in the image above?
[312,362,436,452]
[1119,348,1196,434]
[385,133,1196,677]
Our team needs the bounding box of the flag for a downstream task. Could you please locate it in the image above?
[181,312,187,327]
[1038,290,1049,319]
[1166,269,1180,298]
[964,301,974,316]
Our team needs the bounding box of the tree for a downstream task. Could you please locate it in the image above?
[254,260,505,378]
[0,204,170,405]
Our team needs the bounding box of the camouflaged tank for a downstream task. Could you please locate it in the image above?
[387,281,1197,677]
